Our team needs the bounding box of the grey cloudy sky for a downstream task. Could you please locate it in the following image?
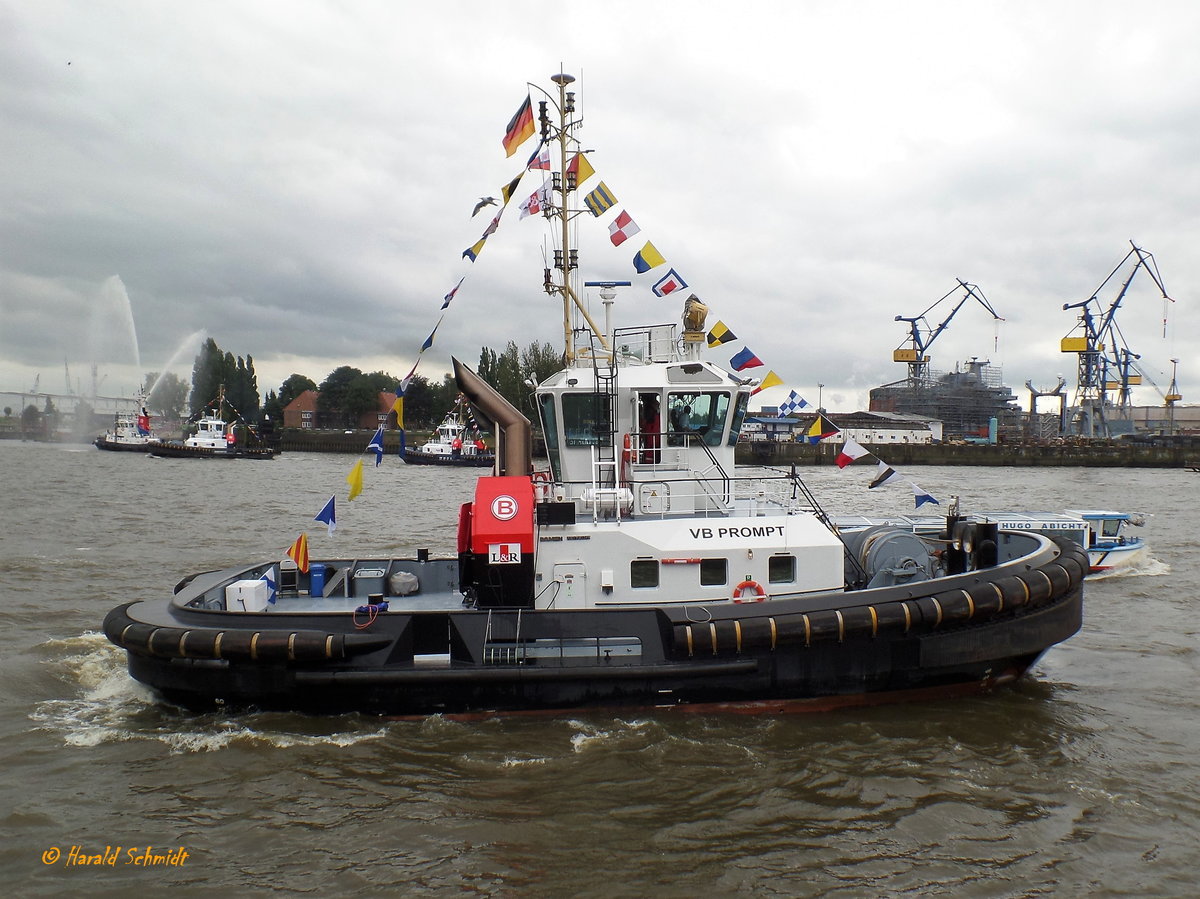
[2,0,1197,412]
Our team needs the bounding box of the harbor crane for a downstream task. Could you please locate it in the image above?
[1061,241,1172,438]
[893,280,1004,385]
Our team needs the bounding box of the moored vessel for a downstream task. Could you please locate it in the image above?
[104,73,1085,717]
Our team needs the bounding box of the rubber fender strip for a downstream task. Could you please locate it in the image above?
[214,632,224,659]
[250,633,260,661]
[803,614,811,647]
[685,625,694,658]
[991,582,1004,613]
[325,635,334,659]
[835,610,845,644]
[901,602,912,633]
[709,622,718,656]
[178,631,190,659]
[930,597,943,628]
[961,588,975,620]
[769,617,777,651]
[734,620,743,654]
[288,633,296,662]
[869,606,878,637]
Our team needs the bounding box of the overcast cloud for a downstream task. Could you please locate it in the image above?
[2,0,1197,413]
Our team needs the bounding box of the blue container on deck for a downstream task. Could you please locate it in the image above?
[309,563,327,597]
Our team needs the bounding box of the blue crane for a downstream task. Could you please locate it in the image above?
[894,279,1004,385]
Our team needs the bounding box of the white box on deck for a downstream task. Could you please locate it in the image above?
[225,579,271,612]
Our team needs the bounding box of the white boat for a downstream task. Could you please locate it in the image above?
[103,72,1087,717]
[93,396,156,452]
[1068,509,1148,574]
[402,396,495,467]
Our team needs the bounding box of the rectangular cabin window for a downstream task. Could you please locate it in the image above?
[562,393,613,447]
[768,554,796,584]
[537,394,562,477]
[665,391,731,447]
[1101,519,1121,538]
[727,393,749,446]
[699,558,727,586]
[630,559,659,588]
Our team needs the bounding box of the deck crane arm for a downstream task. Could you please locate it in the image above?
[894,279,1004,383]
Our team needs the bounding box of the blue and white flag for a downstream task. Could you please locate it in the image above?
[259,571,278,604]
[777,390,811,417]
[913,483,940,508]
[367,426,385,466]
[314,495,337,536]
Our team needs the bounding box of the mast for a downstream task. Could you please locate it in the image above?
[539,73,610,364]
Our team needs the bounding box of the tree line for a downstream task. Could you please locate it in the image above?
[170,337,563,430]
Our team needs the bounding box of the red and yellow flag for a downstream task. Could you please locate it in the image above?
[286,533,309,574]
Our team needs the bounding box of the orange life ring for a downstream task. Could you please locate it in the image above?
[732,580,767,602]
[531,470,552,482]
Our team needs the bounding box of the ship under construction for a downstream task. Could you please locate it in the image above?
[868,280,1018,440]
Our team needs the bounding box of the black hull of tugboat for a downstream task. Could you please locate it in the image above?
[104,536,1087,717]
[148,442,277,460]
[401,451,495,467]
[94,438,154,452]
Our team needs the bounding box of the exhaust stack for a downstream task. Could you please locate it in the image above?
[452,357,532,477]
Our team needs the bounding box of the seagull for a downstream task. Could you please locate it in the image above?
[471,196,498,217]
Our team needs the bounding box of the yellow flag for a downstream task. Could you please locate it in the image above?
[346,459,364,501]
[752,370,784,395]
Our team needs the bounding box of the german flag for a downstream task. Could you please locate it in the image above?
[502,95,535,157]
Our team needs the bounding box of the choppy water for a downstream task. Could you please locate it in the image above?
[2,441,1196,896]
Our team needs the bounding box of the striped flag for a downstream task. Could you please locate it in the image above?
[584,182,617,216]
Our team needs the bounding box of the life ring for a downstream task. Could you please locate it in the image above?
[732,580,767,603]
[531,470,552,483]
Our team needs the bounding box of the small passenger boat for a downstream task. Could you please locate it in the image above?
[104,73,1085,717]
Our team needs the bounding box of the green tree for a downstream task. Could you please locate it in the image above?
[277,374,318,409]
[318,366,363,428]
[189,338,261,421]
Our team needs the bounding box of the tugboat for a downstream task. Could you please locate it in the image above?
[149,391,276,460]
[104,74,1085,717]
[93,395,157,452]
[402,395,495,467]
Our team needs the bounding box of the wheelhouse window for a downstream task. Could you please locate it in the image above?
[630,559,659,588]
[666,391,731,447]
[1100,519,1121,538]
[562,393,613,447]
[537,394,562,476]
[768,554,796,584]
[699,558,727,586]
[727,393,750,446]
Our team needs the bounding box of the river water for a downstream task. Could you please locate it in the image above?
[2,440,1196,896]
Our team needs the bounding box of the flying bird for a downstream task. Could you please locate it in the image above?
[471,197,498,217]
